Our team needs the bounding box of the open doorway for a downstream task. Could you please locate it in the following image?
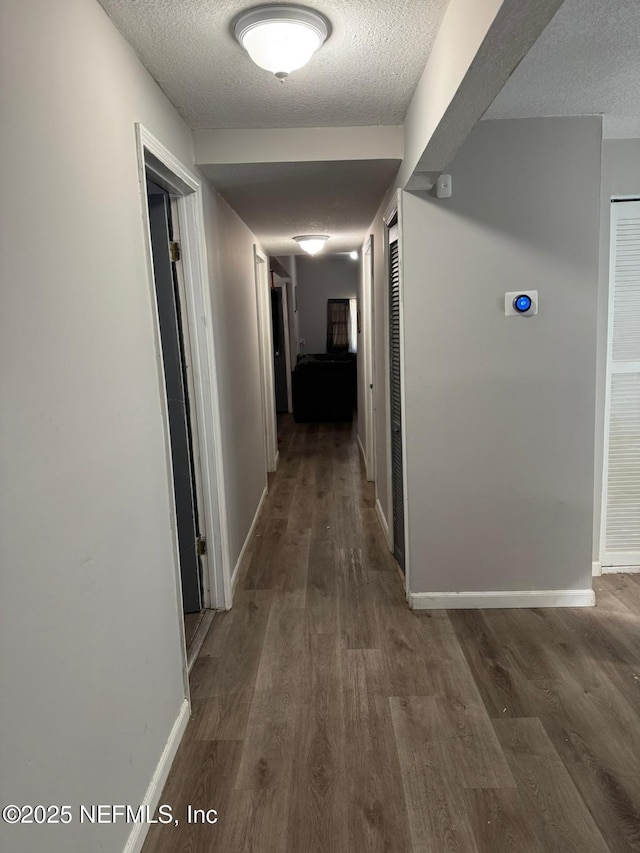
[271,274,294,414]
[254,248,279,474]
[136,124,232,674]
[146,180,203,615]
[288,254,359,424]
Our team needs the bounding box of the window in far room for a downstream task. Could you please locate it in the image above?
[327,298,357,354]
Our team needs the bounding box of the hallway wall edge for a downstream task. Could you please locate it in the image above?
[230,485,268,604]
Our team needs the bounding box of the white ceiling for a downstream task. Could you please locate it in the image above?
[98,0,451,129]
[200,159,400,254]
[486,0,640,136]
[99,0,640,254]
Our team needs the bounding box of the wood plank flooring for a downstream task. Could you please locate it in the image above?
[143,416,640,853]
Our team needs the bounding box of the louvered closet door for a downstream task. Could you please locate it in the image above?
[602,200,640,567]
[388,223,405,571]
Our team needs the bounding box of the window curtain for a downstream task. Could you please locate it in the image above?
[327,299,350,352]
[349,298,357,354]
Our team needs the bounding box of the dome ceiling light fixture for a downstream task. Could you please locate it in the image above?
[293,235,329,255]
[234,4,330,81]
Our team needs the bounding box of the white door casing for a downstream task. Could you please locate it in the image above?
[135,125,233,620]
[600,199,640,569]
[363,235,376,482]
[275,278,294,413]
[383,192,411,597]
[254,249,279,474]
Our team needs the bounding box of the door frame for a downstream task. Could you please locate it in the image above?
[273,275,294,413]
[599,197,640,570]
[146,185,203,613]
[363,234,376,482]
[168,195,209,604]
[383,192,411,597]
[135,124,233,620]
[254,248,279,473]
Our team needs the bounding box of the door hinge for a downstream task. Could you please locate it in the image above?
[197,536,207,556]
[169,241,181,262]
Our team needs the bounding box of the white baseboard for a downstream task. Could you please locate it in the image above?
[375,498,391,551]
[230,486,268,597]
[601,565,640,574]
[592,561,602,576]
[357,434,375,482]
[123,698,190,853]
[409,588,596,610]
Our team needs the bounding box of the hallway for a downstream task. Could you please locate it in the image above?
[143,418,640,853]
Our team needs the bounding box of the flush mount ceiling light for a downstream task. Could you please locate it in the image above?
[234,5,330,80]
[294,235,329,255]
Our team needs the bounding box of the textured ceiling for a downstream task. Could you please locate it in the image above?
[485,0,640,134]
[98,0,450,129]
[200,159,400,254]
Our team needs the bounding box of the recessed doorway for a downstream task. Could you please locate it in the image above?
[136,124,233,673]
[146,179,204,614]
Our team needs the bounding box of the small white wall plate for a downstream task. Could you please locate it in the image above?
[436,174,452,199]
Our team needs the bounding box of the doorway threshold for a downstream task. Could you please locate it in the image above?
[185,609,215,673]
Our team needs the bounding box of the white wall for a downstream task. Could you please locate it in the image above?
[194,126,403,165]
[296,254,359,354]
[201,184,267,570]
[400,117,601,595]
[400,0,502,187]
[593,139,640,563]
[399,0,564,191]
[0,1,264,852]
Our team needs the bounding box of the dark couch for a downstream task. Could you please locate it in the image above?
[292,353,356,422]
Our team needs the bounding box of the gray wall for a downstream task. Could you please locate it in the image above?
[0,1,192,850]
[0,1,266,851]
[202,185,268,572]
[593,139,640,562]
[401,117,602,593]
[296,254,359,354]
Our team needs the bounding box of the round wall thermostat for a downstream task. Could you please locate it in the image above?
[505,290,538,316]
[513,294,532,313]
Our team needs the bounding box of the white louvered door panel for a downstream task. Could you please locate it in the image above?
[388,223,405,572]
[602,200,640,567]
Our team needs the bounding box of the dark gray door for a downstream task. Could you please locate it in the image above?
[388,224,405,572]
[147,181,202,612]
[272,288,288,413]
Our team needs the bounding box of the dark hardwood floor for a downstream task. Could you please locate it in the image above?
[143,416,640,853]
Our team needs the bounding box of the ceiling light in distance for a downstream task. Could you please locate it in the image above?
[349,251,358,260]
[294,235,329,255]
[234,5,330,80]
